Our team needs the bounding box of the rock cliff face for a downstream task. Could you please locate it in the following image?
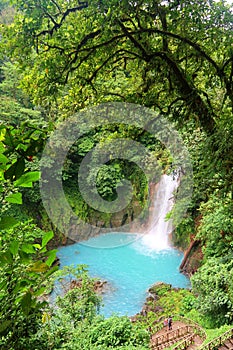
[61,197,149,244]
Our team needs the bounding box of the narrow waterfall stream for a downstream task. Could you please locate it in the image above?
[57,175,189,317]
[142,174,179,250]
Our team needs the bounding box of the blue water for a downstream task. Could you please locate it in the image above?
[57,233,189,318]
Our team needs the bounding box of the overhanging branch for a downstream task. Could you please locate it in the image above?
[36,1,88,37]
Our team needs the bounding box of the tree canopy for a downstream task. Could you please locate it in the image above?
[0,0,233,339]
[3,0,233,134]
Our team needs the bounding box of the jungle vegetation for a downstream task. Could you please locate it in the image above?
[0,0,233,348]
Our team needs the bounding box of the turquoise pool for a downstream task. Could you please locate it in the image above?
[57,232,189,317]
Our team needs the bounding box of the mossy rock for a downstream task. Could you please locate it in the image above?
[148,282,172,297]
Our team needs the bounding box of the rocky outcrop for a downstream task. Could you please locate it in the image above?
[61,198,147,244]
[138,282,175,318]
[70,278,108,294]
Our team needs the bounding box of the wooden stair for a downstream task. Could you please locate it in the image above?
[150,317,233,350]
[151,325,196,350]
[199,329,233,350]
[187,335,203,349]
[154,334,193,350]
[150,318,206,350]
[218,338,233,350]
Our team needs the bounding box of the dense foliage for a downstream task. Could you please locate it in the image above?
[0,0,233,347]
[0,224,58,349]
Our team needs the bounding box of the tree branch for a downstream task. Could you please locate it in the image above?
[116,19,151,61]
[156,5,169,52]
[50,0,62,14]
[36,2,88,37]
[40,41,65,53]
[167,97,185,115]
[150,51,215,133]
[69,34,127,57]
[88,50,137,82]
[222,56,233,72]
[138,28,221,75]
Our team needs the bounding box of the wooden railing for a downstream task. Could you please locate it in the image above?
[150,316,207,350]
[149,316,233,350]
[172,334,195,350]
[151,325,193,347]
[151,315,206,339]
[199,328,233,350]
[176,316,207,341]
[152,318,166,333]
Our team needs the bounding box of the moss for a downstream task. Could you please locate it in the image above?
[148,282,172,297]
[143,283,195,319]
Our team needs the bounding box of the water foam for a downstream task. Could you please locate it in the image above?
[141,174,179,251]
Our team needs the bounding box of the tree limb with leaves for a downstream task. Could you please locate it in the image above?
[4,0,232,134]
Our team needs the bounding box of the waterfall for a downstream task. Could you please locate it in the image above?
[141,174,179,251]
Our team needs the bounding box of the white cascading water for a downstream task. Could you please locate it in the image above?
[142,174,179,251]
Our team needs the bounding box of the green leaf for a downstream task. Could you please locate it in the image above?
[21,291,32,315]
[45,249,57,267]
[9,241,19,256]
[29,261,49,272]
[0,251,13,265]
[0,320,12,335]
[0,216,18,230]
[33,243,41,250]
[0,142,5,152]
[13,280,30,294]
[14,171,40,187]
[19,250,31,263]
[45,265,59,278]
[5,192,22,204]
[0,153,8,164]
[21,243,35,254]
[42,231,54,249]
[0,280,7,291]
[4,158,25,180]
[34,287,46,297]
